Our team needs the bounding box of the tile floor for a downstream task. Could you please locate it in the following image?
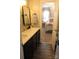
[32,43,55,59]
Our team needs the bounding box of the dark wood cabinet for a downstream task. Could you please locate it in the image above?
[23,30,40,59]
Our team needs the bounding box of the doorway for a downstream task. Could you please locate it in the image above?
[41,2,55,44]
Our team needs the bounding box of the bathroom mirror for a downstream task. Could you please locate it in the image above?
[22,5,31,29]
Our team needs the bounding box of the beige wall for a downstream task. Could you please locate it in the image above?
[39,0,59,50]
[28,0,40,27]
[52,0,59,50]
[27,0,59,49]
[40,0,59,50]
[20,0,29,32]
[21,0,59,49]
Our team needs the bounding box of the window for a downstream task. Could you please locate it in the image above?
[43,9,50,22]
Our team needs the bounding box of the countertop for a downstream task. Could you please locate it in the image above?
[22,27,40,45]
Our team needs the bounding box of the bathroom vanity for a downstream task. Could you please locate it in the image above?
[22,27,40,59]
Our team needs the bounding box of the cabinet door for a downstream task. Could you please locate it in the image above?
[36,30,40,46]
[23,42,29,59]
[23,39,33,59]
[32,34,37,49]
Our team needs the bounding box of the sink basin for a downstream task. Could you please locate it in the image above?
[22,32,27,38]
[22,32,27,36]
[22,34,27,37]
[22,34,27,40]
[22,33,27,37]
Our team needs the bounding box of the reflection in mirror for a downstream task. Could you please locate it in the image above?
[22,6,31,29]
